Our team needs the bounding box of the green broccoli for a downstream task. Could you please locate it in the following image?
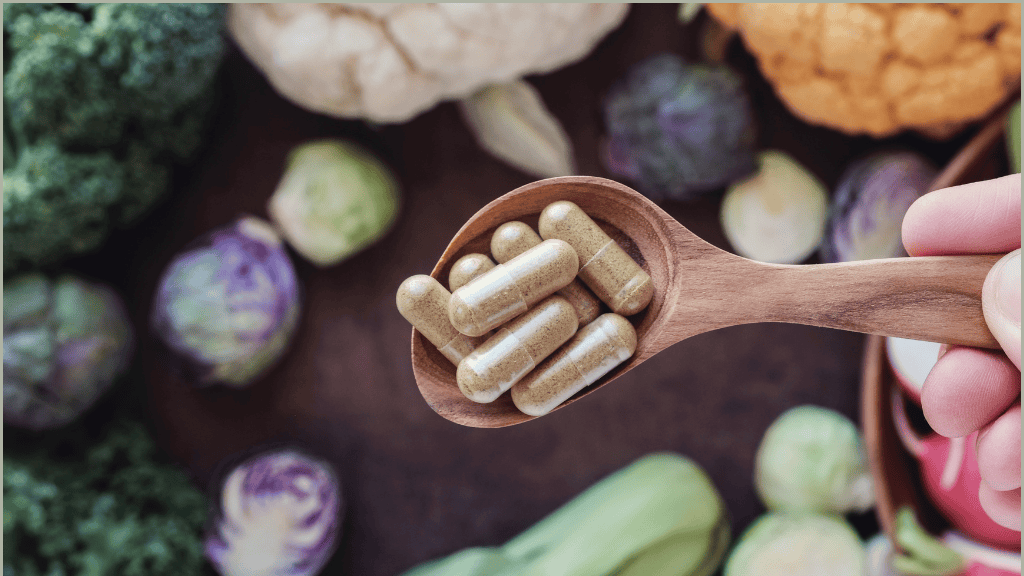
[4,418,214,576]
[3,3,228,272]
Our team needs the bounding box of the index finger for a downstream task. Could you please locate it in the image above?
[902,174,1021,256]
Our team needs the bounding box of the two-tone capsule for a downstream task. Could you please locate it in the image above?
[396,275,486,365]
[539,201,654,316]
[511,313,637,416]
[449,239,579,337]
[457,295,578,403]
[491,221,601,328]
[448,253,496,291]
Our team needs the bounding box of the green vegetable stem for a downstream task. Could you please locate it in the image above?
[402,453,729,576]
[891,507,965,576]
[1007,101,1021,174]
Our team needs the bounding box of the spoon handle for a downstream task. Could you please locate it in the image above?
[758,254,1003,348]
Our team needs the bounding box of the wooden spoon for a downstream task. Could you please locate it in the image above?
[412,176,1002,428]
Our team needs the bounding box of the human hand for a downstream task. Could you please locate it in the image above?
[902,173,1021,530]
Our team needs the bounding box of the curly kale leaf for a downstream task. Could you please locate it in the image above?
[3,3,227,272]
[3,419,213,576]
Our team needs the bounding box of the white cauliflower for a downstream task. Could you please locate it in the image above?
[229,3,629,123]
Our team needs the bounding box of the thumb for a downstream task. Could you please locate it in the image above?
[983,249,1021,371]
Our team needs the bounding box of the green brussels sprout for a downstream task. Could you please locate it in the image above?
[3,274,134,430]
[268,140,401,267]
[724,513,865,576]
[755,405,874,515]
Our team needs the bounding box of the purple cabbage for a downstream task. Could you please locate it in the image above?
[603,53,758,201]
[151,216,301,387]
[820,152,938,263]
[206,450,341,576]
[3,274,134,430]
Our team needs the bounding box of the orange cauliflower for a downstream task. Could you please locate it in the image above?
[706,3,1021,138]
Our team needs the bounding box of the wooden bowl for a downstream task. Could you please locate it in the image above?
[861,98,1018,543]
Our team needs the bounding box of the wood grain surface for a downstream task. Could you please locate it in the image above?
[54,6,1010,574]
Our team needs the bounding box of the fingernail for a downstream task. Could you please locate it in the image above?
[995,252,1020,326]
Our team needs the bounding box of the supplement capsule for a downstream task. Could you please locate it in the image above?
[511,313,637,417]
[491,221,601,327]
[538,201,654,316]
[396,275,486,365]
[449,239,579,337]
[457,295,578,403]
[449,253,496,291]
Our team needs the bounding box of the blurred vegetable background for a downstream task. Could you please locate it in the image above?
[4,3,1020,576]
[2,3,228,272]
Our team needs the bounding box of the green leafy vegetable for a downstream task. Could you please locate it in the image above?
[3,419,211,576]
[402,453,729,576]
[267,140,401,267]
[3,3,228,272]
[724,513,865,576]
[754,405,874,515]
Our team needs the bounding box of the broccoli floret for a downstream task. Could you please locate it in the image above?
[4,418,213,576]
[3,3,227,272]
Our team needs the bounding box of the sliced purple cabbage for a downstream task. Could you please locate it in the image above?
[206,449,341,576]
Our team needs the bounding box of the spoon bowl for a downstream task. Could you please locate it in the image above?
[412,176,1001,428]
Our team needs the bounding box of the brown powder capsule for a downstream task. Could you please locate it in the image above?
[511,313,637,417]
[448,253,497,291]
[449,239,579,337]
[396,275,486,365]
[538,201,654,316]
[490,221,602,327]
[457,295,578,403]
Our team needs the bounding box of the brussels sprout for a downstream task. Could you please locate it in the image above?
[151,216,301,387]
[720,151,829,264]
[205,449,341,576]
[820,152,937,263]
[603,53,757,201]
[3,274,133,430]
[268,140,400,267]
[755,405,874,515]
[724,513,865,576]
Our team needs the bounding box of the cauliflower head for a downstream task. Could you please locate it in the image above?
[707,3,1021,138]
[229,3,629,123]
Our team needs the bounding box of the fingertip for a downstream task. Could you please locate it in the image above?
[978,483,1022,531]
[901,175,1021,256]
[920,347,1020,438]
[976,404,1022,491]
[901,192,939,257]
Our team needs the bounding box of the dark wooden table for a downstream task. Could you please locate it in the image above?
[65,5,990,574]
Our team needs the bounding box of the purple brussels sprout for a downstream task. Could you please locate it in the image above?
[206,450,341,576]
[603,53,758,201]
[151,216,301,387]
[3,274,134,430]
[820,152,938,263]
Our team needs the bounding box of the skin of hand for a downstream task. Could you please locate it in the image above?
[902,173,1021,531]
